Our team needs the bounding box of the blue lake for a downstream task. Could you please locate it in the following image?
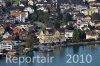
[0,44,100,66]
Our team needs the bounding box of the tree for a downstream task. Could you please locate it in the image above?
[28,10,49,24]
[37,11,49,24]
[0,34,2,42]
[72,28,86,42]
[33,4,37,12]
[6,1,12,7]
[56,13,73,26]
[72,28,80,42]
[79,30,86,40]
[54,20,61,29]
[28,13,38,21]
[91,13,100,21]
[59,13,73,25]
[19,45,25,53]
[25,35,39,49]
[64,13,73,23]
[57,4,61,20]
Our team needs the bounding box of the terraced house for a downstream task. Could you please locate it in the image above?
[37,29,66,44]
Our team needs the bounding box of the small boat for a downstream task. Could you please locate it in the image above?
[46,48,53,52]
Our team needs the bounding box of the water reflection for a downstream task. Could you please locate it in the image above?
[33,44,99,58]
[0,44,100,66]
[88,44,97,49]
[72,45,79,54]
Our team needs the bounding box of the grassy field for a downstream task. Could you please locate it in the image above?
[11,0,20,4]
[15,0,20,4]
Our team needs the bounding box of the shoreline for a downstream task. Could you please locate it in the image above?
[40,41,100,46]
[65,41,100,46]
[0,41,100,58]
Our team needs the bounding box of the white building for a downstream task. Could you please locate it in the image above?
[0,41,21,50]
[24,7,34,14]
[86,31,98,40]
[37,7,48,12]
[17,24,33,31]
[78,22,90,31]
[28,0,33,6]
[3,32,12,39]
[86,0,96,2]
[10,11,28,22]
[65,30,73,39]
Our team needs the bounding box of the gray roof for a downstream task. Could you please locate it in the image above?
[65,30,73,32]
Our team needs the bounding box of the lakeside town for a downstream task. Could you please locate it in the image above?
[0,0,100,57]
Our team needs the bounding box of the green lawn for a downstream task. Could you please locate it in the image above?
[15,0,20,4]
[11,0,20,4]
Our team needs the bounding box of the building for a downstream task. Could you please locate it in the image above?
[65,30,73,39]
[3,32,12,39]
[10,10,28,22]
[28,0,34,6]
[78,22,90,31]
[37,29,66,43]
[86,31,98,40]
[24,7,34,14]
[81,8,99,16]
[0,41,21,50]
[94,20,100,33]
[86,0,96,2]
[0,25,5,34]
[95,20,100,27]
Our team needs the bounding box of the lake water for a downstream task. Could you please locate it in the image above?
[0,44,100,66]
